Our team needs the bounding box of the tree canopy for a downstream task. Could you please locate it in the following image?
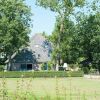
[36,0,85,65]
[72,12,100,70]
[0,0,31,64]
[36,0,100,72]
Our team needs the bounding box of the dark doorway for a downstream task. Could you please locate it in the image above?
[27,64,32,70]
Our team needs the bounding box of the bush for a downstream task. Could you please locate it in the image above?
[0,65,4,71]
[82,67,90,74]
[0,71,84,78]
[41,62,53,70]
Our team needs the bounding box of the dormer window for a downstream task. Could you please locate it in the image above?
[38,54,40,59]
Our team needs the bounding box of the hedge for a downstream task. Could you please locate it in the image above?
[0,71,84,78]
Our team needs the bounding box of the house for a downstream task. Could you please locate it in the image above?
[30,34,52,63]
[5,49,37,71]
[5,34,52,71]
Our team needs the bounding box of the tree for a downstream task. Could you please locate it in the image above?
[36,0,85,65]
[50,16,75,64]
[0,0,31,69]
[71,13,100,71]
[36,0,85,14]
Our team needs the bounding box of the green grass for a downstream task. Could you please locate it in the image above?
[0,77,100,100]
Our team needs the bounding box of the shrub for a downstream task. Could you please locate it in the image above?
[82,67,90,74]
[41,62,53,70]
[0,71,83,78]
[0,65,4,71]
[47,61,53,70]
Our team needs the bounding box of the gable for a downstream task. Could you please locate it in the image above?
[12,49,36,63]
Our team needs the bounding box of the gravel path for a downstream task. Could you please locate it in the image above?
[84,75,100,79]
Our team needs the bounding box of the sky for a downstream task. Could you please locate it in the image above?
[25,0,98,37]
[25,0,56,37]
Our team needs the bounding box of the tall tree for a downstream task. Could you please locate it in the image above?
[36,0,85,65]
[0,0,31,68]
[51,16,75,64]
[71,12,100,71]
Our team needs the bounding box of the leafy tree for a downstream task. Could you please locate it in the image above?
[36,0,85,14]
[0,0,31,69]
[50,16,75,64]
[36,0,85,65]
[72,13,100,71]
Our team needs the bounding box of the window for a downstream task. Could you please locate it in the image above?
[20,64,27,71]
[38,54,40,59]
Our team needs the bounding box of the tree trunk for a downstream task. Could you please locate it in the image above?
[8,55,12,71]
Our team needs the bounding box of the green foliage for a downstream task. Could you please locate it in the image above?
[36,0,86,65]
[0,0,31,62]
[36,0,100,72]
[47,61,53,70]
[0,65,4,71]
[72,13,100,71]
[82,67,90,74]
[89,68,98,74]
[50,17,76,64]
[41,62,53,70]
[0,71,83,78]
[36,0,85,14]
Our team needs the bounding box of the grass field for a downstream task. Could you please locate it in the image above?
[0,77,100,100]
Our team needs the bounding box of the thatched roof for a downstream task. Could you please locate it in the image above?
[30,34,51,63]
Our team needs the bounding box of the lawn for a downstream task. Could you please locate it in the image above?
[0,77,100,100]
